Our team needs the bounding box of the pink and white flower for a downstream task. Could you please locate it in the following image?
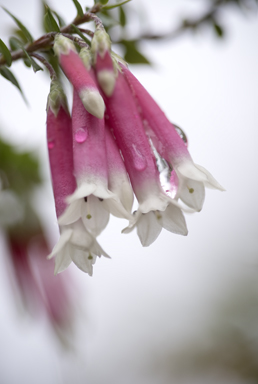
[47,80,109,275]
[105,120,134,216]
[121,64,224,212]
[91,29,116,96]
[58,89,132,236]
[103,70,187,246]
[54,34,105,119]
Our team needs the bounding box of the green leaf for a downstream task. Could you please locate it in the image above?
[213,22,224,38]
[12,28,30,44]
[8,37,43,72]
[52,10,66,27]
[72,0,84,17]
[44,8,60,32]
[23,58,32,67]
[2,7,33,43]
[0,39,12,66]
[0,139,41,194]
[100,0,109,4]
[103,0,131,10]
[119,6,126,27]
[42,2,65,31]
[23,51,43,72]
[0,66,27,103]
[71,24,91,45]
[9,36,22,51]
[121,40,150,65]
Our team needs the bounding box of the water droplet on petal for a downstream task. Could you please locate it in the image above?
[75,128,87,143]
[132,144,147,171]
[48,140,55,149]
[172,123,188,146]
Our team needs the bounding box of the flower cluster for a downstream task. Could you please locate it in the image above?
[47,31,224,276]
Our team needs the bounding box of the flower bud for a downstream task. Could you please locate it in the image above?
[91,29,116,96]
[54,34,105,119]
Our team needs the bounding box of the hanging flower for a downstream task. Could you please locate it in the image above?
[49,220,109,276]
[121,63,224,212]
[53,34,105,119]
[91,28,116,96]
[58,89,133,236]
[103,68,187,246]
[47,80,109,275]
[105,120,134,216]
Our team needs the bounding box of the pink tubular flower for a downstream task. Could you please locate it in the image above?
[103,70,187,246]
[47,80,76,218]
[105,120,134,215]
[53,34,105,119]
[121,64,224,211]
[47,80,109,275]
[58,89,132,236]
[91,29,116,96]
[7,222,75,336]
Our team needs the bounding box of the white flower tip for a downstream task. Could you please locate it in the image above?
[177,162,225,192]
[177,162,208,183]
[97,70,116,96]
[79,88,105,119]
[194,164,225,191]
[122,225,133,234]
[181,227,188,236]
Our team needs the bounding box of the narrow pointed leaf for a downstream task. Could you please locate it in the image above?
[213,22,224,38]
[103,0,131,10]
[52,10,66,27]
[0,66,27,103]
[8,37,43,72]
[23,58,32,67]
[100,0,109,4]
[0,39,12,66]
[12,28,30,44]
[9,36,22,51]
[71,24,91,45]
[2,7,33,43]
[119,6,126,27]
[121,40,150,64]
[44,8,60,32]
[23,51,43,72]
[72,0,84,17]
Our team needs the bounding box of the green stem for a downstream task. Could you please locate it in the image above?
[0,3,102,66]
[30,53,57,80]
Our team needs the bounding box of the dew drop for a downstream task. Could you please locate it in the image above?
[75,128,87,143]
[172,123,188,146]
[132,144,147,171]
[47,140,55,149]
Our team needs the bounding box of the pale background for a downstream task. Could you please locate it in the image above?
[0,0,258,383]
